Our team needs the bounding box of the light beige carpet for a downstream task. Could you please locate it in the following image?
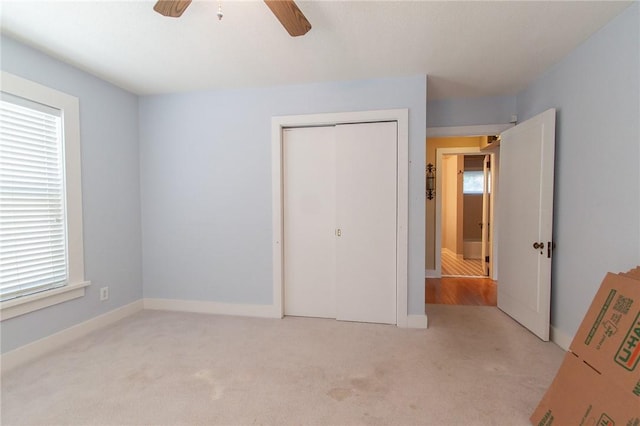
[1,305,564,425]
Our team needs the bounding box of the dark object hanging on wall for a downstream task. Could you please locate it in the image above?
[426,163,436,200]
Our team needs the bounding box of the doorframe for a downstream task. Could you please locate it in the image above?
[427,124,512,279]
[272,109,409,327]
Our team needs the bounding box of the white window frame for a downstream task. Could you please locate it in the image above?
[0,71,89,321]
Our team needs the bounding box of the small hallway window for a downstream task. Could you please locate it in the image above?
[463,170,484,194]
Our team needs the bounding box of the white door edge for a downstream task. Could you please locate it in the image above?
[481,155,490,276]
[272,109,410,327]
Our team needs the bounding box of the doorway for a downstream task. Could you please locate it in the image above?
[435,146,497,280]
[425,111,555,341]
[440,153,488,278]
[425,134,504,307]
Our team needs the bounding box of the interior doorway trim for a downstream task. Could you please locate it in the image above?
[427,124,513,138]
[272,109,409,327]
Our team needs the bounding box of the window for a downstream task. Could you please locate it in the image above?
[0,72,89,321]
[1,95,66,299]
[463,171,484,194]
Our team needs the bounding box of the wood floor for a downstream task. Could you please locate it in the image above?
[425,277,497,306]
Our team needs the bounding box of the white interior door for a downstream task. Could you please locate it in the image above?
[497,108,556,341]
[283,126,336,318]
[335,122,397,324]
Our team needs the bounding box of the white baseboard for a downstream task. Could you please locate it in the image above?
[1,300,143,373]
[425,269,440,278]
[407,314,428,329]
[143,298,281,319]
[2,298,428,372]
[550,326,572,351]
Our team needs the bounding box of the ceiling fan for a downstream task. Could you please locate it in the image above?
[153,0,312,37]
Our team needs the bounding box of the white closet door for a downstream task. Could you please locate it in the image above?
[335,122,397,324]
[283,126,336,318]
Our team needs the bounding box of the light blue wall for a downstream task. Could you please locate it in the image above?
[0,35,425,355]
[427,95,516,128]
[427,4,638,341]
[516,3,639,338]
[139,76,427,315]
[4,1,633,353]
[0,36,143,353]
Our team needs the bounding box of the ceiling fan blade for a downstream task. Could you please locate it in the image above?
[153,0,192,18]
[264,0,311,37]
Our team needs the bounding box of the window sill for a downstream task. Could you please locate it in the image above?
[0,281,91,321]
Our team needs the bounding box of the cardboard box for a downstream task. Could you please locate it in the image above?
[571,273,640,397]
[531,270,640,425]
[532,353,639,426]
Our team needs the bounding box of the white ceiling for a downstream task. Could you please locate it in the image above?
[0,0,632,100]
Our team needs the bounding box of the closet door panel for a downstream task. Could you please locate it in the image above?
[335,122,397,324]
[283,126,336,318]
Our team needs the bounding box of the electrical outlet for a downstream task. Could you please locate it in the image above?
[99,286,109,301]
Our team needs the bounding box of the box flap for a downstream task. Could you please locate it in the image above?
[621,267,640,281]
[531,352,640,426]
[570,272,640,397]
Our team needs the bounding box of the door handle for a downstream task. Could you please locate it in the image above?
[533,242,544,250]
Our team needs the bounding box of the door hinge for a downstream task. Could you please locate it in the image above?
[485,256,490,263]
[335,228,341,237]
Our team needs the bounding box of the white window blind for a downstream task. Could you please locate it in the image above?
[0,95,68,302]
